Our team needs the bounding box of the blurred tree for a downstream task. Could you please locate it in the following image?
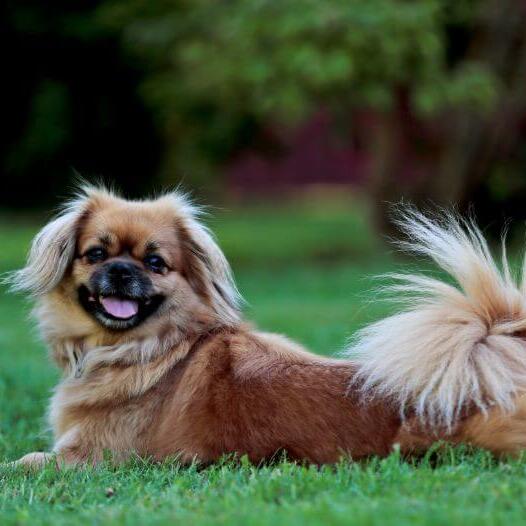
[5,0,526,224]
[100,0,507,206]
[99,0,526,228]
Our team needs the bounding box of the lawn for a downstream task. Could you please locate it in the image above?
[1,198,526,526]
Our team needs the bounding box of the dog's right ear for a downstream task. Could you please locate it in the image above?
[5,184,111,296]
[7,207,84,296]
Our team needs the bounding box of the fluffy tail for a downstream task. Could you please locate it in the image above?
[345,209,526,429]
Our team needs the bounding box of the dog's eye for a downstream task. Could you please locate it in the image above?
[85,247,107,264]
[144,254,166,273]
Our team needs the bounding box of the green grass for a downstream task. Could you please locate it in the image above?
[1,200,525,525]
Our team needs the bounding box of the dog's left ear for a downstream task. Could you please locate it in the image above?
[164,193,243,326]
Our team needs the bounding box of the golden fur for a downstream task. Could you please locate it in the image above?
[347,209,526,428]
[8,187,526,468]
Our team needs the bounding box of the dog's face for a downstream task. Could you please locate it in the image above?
[73,201,188,331]
[12,187,241,342]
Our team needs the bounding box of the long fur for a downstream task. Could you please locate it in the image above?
[4,184,112,295]
[5,195,89,295]
[346,209,526,429]
[161,193,242,326]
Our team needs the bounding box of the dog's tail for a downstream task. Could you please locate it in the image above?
[345,208,526,429]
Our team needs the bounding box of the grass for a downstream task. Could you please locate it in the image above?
[1,198,525,525]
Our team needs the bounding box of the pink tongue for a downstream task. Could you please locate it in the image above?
[100,297,139,319]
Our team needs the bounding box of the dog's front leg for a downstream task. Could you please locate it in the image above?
[13,448,98,470]
[52,425,103,467]
[14,452,56,469]
[14,427,102,469]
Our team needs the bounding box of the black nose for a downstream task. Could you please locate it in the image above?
[93,260,152,299]
[105,261,137,283]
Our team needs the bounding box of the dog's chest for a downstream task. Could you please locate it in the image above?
[49,379,162,455]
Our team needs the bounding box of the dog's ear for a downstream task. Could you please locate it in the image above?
[6,184,111,296]
[7,206,84,296]
[163,193,243,326]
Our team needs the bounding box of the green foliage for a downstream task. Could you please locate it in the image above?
[99,0,499,181]
[4,0,516,206]
[101,0,498,117]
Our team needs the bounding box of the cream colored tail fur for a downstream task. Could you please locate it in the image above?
[346,209,526,429]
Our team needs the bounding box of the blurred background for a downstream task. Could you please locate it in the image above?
[4,0,526,234]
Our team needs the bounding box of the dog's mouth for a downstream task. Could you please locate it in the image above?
[99,296,140,319]
[78,285,164,330]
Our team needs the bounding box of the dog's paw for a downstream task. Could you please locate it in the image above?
[13,452,55,470]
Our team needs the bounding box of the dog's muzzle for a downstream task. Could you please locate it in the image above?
[78,260,163,330]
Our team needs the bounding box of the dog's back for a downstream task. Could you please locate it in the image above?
[149,328,401,464]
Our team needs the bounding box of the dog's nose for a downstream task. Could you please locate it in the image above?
[105,261,137,283]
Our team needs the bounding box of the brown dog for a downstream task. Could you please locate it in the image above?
[8,186,526,468]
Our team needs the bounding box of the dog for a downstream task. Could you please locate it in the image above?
[7,185,526,468]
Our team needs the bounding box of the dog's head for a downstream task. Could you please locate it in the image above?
[9,186,241,340]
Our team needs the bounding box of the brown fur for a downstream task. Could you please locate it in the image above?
[394,397,526,458]
[45,328,401,466]
[10,188,526,468]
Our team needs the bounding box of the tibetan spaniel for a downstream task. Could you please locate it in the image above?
[8,186,526,468]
